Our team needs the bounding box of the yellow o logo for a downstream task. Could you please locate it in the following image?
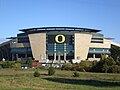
[55,34,65,43]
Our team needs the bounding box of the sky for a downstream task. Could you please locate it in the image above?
[0,0,120,43]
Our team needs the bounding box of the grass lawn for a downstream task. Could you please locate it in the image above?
[0,69,120,90]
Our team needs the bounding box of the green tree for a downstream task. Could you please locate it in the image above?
[102,64,109,73]
[110,45,120,62]
[101,54,107,60]
[108,65,120,73]
[90,57,116,73]
[106,57,116,66]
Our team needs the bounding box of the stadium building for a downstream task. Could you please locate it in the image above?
[0,27,120,63]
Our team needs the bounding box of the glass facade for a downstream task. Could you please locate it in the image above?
[46,32,74,60]
[91,38,103,43]
[89,48,110,54]
[91,33,103,43]
[17,33,29,43]
[11,47,32,54]
[47,43,74,53]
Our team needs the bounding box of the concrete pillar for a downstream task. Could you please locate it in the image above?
[25,54,27,60]
[16,54,18,60]
[46,53,48,59]
[64,52,66,63]
[54,52,56,62]
[58,51,61,63]
[12,54,14,61]
[93,54,96,59]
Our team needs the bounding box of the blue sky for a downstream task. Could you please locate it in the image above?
[0,0,120,43]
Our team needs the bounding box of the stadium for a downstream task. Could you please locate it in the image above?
[0,27,120,64]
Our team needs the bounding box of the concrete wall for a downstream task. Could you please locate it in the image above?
[90,38,111,48]
[28,33,46,60]
[74,33,92,60]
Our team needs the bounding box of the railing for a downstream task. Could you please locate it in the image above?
[88,58,100,61]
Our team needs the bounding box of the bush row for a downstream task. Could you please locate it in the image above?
[90,57,120,73]
[0,61,21,69]
[61,57,120,73]
[61,61,94,72]
[0,59,33,69]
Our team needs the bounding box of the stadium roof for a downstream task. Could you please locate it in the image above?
[20,27,101,33]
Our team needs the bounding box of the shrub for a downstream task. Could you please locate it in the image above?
[102,64,109,73]
[26,59,33,68]
[71,63,80,71]
[39,65,46,69]
[108,65,120,73]
[106,57,116,66]
[61,61,94,72]
[34,71,40,77]
[79,61,93,72]
[2,61,15,68]
[0,65,2,70]
[2,61,21,69]
[90,57,117,73]
[12,63,21,69]
[15,60,25,64]
[90,60,105,72]
[48,67,55,75]
[73,71,80,77]
[61,63,72,70]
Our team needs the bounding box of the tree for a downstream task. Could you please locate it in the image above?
[110,45,120,62]
[90,57,116,73]
[101,54,107,60]
[102,64,109,73]
[105,57,116,66]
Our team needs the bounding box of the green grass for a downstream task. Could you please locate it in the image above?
[0,69,120,90]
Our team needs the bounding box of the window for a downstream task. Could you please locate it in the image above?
[91,38,103,43]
